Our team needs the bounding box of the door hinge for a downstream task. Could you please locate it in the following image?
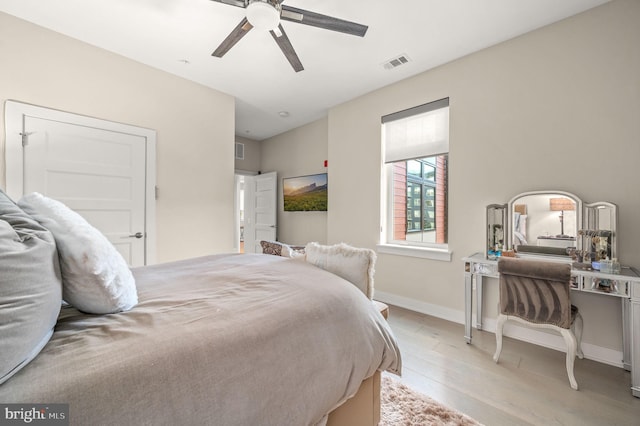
[20,132,34,146]
[155,186,159,200]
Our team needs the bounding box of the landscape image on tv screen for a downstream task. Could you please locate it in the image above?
[283,173,328,212]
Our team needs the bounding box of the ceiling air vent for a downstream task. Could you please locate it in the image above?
[235,142,245,160]
[383,54,411,70]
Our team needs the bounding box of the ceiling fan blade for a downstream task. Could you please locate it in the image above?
[280,5,368,37]
[270,24,304,72]
[208,0,247,9]
[212,17,253,58]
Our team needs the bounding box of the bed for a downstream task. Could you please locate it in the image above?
[0,190,401,426]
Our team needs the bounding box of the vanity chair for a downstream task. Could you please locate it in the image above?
[493,257,584,390]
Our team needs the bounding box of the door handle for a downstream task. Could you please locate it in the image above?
[128,232,144,239]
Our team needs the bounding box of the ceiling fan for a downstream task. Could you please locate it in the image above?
[210,0,368,72]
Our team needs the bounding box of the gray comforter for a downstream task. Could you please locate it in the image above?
[0,254,401,425]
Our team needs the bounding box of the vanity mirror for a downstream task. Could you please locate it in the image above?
[494,190,619,262]
[486,204,507,259]
[582,201,617,261]
[507,190,582,257]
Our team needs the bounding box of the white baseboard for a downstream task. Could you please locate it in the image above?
[374,290,624,369]
[374,290,465,324]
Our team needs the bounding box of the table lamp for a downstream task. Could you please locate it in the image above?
[550,197,575,238]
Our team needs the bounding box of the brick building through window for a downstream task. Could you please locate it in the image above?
[392,156,448,243]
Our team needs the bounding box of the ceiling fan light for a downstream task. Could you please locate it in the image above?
[246,1,280,31]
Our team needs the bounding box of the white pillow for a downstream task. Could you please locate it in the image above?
[18,193,137,314]
[304,242,376,299]
[281,244,306,259]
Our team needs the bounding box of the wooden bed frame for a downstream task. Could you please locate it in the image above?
[328,301,386,425]
[327,370,381,426]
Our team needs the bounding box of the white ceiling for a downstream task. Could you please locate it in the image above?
[0,0,609,141]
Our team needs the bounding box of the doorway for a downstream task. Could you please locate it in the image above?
[235,171,277,254]
[234,174,248,253]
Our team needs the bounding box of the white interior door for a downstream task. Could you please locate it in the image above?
[243,172,277,253]
[4,101,156,266]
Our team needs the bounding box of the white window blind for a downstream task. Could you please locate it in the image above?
[382,98,449,163]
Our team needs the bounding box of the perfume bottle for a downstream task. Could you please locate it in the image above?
[611,258,621,274]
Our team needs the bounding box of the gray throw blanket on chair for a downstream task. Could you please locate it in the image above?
[498,258,573,329]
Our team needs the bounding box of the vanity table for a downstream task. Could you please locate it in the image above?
[463,252,640,397]
[468,190,640,397]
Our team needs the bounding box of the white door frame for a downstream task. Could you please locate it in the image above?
[243,174,257,253]
[4,100,157,264]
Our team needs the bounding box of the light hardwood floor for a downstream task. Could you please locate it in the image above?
[384,305,640,425]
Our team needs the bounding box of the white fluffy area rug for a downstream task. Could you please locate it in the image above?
[381,376,483,426]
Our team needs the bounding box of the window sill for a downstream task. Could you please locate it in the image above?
[376,243,452,261]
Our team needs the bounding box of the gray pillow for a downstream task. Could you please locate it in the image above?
[0,189,62,384]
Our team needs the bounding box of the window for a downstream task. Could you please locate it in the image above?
[380,98,449,257]
[406,158,436,232]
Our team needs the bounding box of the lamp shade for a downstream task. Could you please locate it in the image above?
[246,1,280,31]
[550,197,575,211]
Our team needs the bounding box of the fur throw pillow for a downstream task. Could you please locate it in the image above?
[304,242,376,299]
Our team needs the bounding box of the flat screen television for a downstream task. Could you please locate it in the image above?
[283,173,328,212]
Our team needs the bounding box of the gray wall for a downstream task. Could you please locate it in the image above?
[260,118,329,246]
[234,136,261,174]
